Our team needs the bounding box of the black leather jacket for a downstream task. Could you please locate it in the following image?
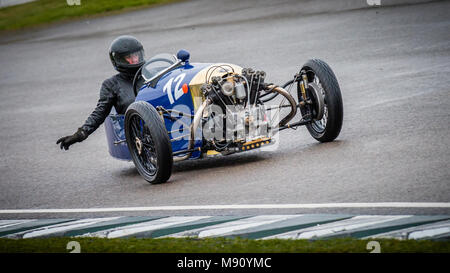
[81,72,136,135]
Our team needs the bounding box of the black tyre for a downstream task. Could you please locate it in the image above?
[124,101,173,184]
[300,59,343,142]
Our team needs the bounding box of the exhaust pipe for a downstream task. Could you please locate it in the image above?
[173,98,211,162]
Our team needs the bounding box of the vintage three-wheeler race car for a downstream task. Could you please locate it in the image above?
[104,50,343,184]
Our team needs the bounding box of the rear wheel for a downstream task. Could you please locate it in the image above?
[300,59,343,142]
[125,101,173,184]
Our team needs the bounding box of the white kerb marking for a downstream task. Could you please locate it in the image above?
[197,215,298,238]
[104,216,210,239]
[0,219,35,229]
[296,215,410,239]
[22,217,120,239]
[266,215,410,239]
[408,227,450,240]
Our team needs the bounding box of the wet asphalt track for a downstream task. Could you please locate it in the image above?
[0,0,449,219]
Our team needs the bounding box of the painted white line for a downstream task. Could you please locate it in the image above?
[0,203,449,214]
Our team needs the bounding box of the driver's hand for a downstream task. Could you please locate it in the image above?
[56,128,88,150]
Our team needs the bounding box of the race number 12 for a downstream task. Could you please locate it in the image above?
[163,73,186,104]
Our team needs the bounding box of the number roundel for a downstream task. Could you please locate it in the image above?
[163,73,187,104]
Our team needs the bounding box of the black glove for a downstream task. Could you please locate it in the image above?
[56,128,88,150]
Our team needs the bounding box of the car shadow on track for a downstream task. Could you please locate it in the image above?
[172,152,268,173]
[114,152,268,179]
[113,140,346,183]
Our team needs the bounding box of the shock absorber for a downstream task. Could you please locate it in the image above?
[300,72,308,101]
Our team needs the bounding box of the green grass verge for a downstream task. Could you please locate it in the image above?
[0,0,182,32]
[1,237,449,253]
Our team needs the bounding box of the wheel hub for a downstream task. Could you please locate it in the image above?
[135,137,143,155]
[308,82,325,121]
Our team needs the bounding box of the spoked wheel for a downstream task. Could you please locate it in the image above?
[125,101,173,184]
[300,59,343,142]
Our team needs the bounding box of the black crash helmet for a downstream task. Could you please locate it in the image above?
[109,35,145,75]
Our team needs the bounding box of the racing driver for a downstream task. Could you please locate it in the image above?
[57,35,145,150]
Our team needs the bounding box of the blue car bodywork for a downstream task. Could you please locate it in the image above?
[104,52,242,161]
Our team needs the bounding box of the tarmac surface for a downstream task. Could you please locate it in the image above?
[0,0,449,219]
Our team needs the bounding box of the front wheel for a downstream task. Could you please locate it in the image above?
[300,59,343,142]
[124,101,173,184]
